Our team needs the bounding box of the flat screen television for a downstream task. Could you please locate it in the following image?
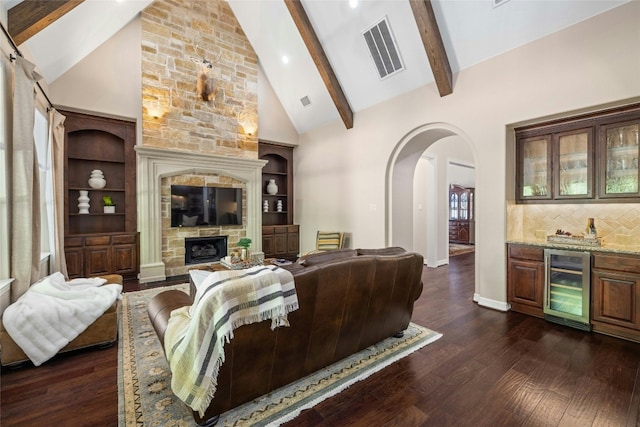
[170,185,242,227]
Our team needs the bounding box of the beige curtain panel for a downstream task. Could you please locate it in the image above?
[10,56,42,301]
[49,108,68,278]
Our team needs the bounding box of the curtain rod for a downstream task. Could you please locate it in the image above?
[1,21,55,110]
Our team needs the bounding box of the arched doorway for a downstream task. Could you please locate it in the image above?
[385,122,479,286]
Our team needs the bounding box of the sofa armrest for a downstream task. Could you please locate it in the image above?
[147,290,193,347]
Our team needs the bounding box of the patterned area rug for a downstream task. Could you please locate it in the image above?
[118,284,442,426]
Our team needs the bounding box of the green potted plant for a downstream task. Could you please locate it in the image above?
[238,238,252,260]
[102,196,116,214]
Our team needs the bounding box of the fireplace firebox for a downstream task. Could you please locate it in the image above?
[185,236,228,265]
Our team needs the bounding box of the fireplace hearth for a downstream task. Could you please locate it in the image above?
[185,236,228,265]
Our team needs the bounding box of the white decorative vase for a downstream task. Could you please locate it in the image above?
[88,170,106,189]
[103,205,115,214]
[277,199,283,212]
[266,179,278,195]
[78,190,90,214]
[263,199,269,212]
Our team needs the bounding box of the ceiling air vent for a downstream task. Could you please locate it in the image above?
[300,96,311,107]
[362,16,404,80]
[493,0,511,8]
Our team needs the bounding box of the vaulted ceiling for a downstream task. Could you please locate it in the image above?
[2,0,631,134]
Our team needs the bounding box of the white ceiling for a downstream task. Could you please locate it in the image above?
[3,0,631,134]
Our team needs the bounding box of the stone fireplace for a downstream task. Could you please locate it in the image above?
[137,1,261,282]
[136,146,266,282]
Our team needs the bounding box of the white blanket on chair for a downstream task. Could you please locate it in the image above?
[2,272,122,366]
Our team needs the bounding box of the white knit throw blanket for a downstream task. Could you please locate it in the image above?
[164,265,298,416]
[2,272,122,366]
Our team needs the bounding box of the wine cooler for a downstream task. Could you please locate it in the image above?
[544,249,591,331]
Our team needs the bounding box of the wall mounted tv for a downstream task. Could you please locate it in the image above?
[170,185,243,227]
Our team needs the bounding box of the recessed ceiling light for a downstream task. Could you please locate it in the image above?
[282,55,289,64]
[349,0,358,9]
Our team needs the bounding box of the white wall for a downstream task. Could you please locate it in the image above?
[257,64,298,145]
[49,16,143,149]
[413,136,475,266]
[293,2,640,307]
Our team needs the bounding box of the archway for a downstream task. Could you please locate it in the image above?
[385,122,479,285]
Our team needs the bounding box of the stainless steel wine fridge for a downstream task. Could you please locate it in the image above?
[544,249,591,331]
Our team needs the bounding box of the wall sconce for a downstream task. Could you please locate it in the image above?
[144,100,165,119]
[238,111,257,136]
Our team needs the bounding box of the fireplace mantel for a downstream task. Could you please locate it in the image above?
[135,146,267,283]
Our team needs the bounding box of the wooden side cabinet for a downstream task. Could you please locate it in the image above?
[591,252,640,342]
[507,244,545,318]
[262,225,299,260]
[449,185,474,244]
[65,233,138,279]
[259,141,299,259]
[515,103,640,203]
[62,110,138,279]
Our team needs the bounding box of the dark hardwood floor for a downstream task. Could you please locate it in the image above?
[1,253,639,426]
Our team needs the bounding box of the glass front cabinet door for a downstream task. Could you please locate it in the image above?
[599,120,640,198]
[518,135,552,200]
[555,128,593,199]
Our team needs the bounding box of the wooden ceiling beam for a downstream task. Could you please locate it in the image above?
[410,0,453,97]
[9,0,84,46]
[285,0,354,130]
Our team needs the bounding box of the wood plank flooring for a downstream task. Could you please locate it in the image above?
[1,253,639,426]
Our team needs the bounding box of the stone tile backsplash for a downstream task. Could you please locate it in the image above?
[507,202,640,245]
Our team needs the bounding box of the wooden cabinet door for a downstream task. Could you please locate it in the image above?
[592,269,640,331]
[287,231,299,255]
[457,223,469,243]
[554,128,594,199]
[84,246,112,277]
[64,248,84,279]
[516,135,552,201]
[508,258,545,317]
[262,234,274,257]
[274,233,287,255]
[112,245,137,276]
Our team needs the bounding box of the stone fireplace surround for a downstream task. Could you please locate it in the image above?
[136,146,267,283]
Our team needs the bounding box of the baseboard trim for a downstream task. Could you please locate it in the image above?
[474,293,510,312]
[426,258,449,268]
[138,263,166,283]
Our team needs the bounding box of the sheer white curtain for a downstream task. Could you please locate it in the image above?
[10,56,42,301]
[49,108,68,277]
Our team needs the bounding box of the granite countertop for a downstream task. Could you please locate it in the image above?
[506,239,640,255]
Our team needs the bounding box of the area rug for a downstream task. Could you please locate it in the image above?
[449,243,475,257]
[118,284,442,426]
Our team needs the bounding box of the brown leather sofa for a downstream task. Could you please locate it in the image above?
[0,274,122,367]
[148,247,424,426]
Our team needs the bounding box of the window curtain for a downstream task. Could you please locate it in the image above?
[48,108,68,278]
[10,57,42,301]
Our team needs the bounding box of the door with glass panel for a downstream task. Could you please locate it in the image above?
[600,120,640,198]
[518,135,552,201]
[554,128,594,199]
[544,249,590,330]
